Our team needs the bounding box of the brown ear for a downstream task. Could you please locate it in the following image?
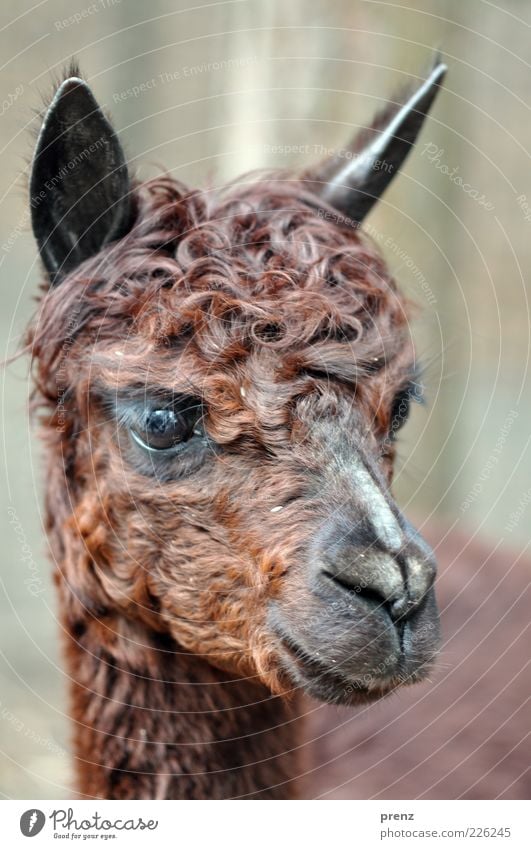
[302,57,447,222]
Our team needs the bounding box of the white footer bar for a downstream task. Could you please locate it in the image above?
[2,799,527,848]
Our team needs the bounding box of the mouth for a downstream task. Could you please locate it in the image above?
[276,628,437,706]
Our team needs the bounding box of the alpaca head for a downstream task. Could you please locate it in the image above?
[29,61,445,705]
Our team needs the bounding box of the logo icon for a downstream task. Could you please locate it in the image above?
[20,810,45,837]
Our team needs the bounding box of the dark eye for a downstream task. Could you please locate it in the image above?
[131,399,203,452]
[389,381,423,439]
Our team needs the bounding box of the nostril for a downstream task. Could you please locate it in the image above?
[322,570,428,625]
[323,570,398,616]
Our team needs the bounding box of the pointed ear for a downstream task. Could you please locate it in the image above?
[302,58,447,223]
[30,75,132,284]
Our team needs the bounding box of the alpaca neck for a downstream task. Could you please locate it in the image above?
[65,617,303,799]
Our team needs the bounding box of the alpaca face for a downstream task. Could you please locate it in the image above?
[29,62,445,705]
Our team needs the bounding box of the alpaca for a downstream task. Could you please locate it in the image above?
[27,59,446,799]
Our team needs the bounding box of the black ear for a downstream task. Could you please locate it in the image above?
[302,57,447,223]
[30,75,132,284]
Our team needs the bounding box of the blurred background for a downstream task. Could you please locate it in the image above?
[0,0,529,798]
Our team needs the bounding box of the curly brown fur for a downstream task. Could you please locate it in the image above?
[27,175,423,797]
